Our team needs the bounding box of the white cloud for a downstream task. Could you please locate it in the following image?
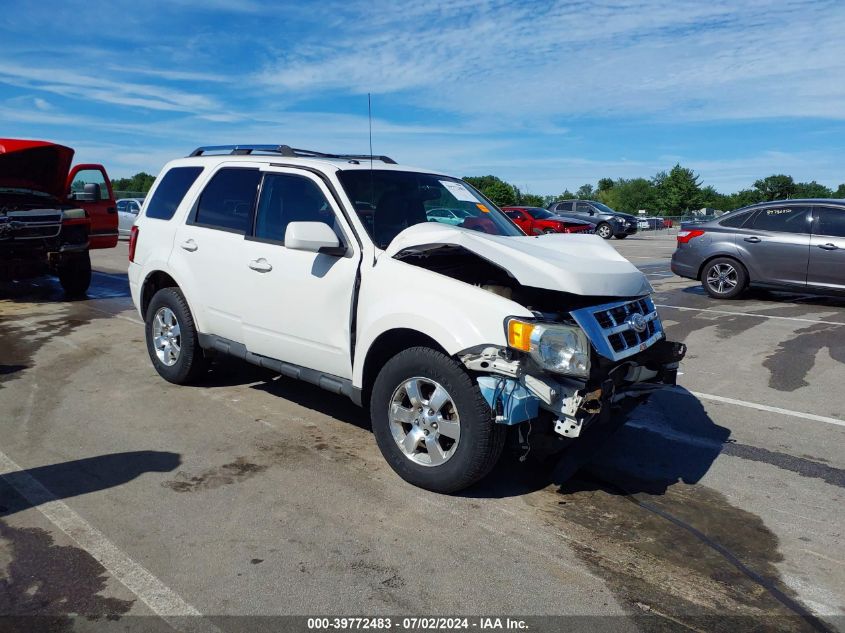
[256,0,845,122]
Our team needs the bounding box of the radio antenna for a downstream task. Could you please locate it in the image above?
[368,93,373,170]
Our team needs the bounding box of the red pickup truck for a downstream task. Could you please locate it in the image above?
[0,139,118,295]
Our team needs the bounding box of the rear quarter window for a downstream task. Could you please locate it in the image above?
[719,211,751,228]
[192,168,261,233]
[145,167,204,220]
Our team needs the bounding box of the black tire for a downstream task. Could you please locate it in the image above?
[615,234,629,239]
[145,287,208,384]
[370,347,505,493]
[58,252,91,297]
[542,228,556,234]
[701,257,748,299]
[596,223,613,239]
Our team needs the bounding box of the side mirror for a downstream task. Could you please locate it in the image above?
[285,221,345,256]
[84,182,101,200]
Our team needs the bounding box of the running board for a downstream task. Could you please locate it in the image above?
[197,333,361,406]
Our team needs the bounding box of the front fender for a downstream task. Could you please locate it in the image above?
[352,258,533,388]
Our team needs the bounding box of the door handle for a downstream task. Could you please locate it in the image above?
[180,239,198,252]
[248,258,273,273]
[818,243,839,251]
[743,236,761,243]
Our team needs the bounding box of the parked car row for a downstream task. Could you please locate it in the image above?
[547,199,639,239]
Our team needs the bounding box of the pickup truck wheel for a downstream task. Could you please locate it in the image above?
[58,252,91,297]
[370,347,505,493]
[702,257,747,299]
[596,223,613,239]
[145,287,208,384]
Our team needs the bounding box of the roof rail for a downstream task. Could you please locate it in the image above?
[187,144,396,164]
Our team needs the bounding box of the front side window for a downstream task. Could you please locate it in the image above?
[254,173,337,243]
[748,206,811,234]
[70,168,109,200]
[194,168,260,233]
[146,167,204,220]
[336,170,522,248]
[576,202,593,214]
[814,206,845,238]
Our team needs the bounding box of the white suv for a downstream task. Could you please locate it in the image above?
[129,145,686,493]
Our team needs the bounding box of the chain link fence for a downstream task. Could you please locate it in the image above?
[113,191,147,199]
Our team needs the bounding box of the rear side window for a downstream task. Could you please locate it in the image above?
[194,168,260,233]
[748,206,811,234]
[253,173,337,243]
[555,202,573,212]
[814,206,845,238]
[719,211,751,228]
[145,167,203,220]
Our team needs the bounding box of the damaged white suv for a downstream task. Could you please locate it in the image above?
[129,145,686,493]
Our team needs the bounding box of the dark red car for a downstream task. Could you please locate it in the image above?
[502,206,595,235]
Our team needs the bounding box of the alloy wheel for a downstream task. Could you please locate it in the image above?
[388,377,461,467]
[152,307,181,366]
[706,263,738,295]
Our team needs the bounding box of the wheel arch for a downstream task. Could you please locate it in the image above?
[696,253,750,283]
[359,328,448,408]
[140,270,204,332]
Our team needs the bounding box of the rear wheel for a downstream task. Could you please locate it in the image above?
[145,287,208,384]
[58,252,91,297]
[542,228,557,234]
[370,347,505,493]
[702,257,747,299]
[596,223,613,239]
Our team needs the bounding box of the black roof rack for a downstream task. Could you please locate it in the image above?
[188,144,396,164]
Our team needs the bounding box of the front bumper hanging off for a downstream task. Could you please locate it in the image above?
[475,339,687,438]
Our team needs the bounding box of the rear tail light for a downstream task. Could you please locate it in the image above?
[128,225,139,262]
[677,229,705,244]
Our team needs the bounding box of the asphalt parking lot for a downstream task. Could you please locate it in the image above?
[1,233,843,632]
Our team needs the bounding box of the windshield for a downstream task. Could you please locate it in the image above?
[337,170,523,248]
[527,207,554,219]
[591,202,618,214]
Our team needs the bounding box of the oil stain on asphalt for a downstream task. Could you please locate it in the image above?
[526,474,830,632]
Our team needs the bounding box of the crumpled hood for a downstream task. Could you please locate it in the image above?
[0,139,74,199]
[384,223,652,297]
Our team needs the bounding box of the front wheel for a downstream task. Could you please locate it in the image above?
[702,257,747,299]
[58,252,91,297]
[370,347,505,493]
[596,223,613,239]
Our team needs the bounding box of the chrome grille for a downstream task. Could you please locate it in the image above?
[570,297,664,361]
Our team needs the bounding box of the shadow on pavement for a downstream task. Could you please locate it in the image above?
[0,451,181,518]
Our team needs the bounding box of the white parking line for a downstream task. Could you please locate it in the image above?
[0,450,221,633]
[656,304,845,327]
[688,391,845,428]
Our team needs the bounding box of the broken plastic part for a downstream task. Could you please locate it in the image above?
[477,376,539,425]
[554,417,582,438]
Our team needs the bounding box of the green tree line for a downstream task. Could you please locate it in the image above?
[111,172,156,193]
[465,166,845,215]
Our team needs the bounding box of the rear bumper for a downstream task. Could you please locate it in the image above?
[670,251,699,279]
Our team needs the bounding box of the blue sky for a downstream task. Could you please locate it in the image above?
[2,0,844,195]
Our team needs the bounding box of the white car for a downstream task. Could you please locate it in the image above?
[117,198,144,237]
[128,145,685,492]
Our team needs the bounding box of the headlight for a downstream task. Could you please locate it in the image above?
[507,319,591,378]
